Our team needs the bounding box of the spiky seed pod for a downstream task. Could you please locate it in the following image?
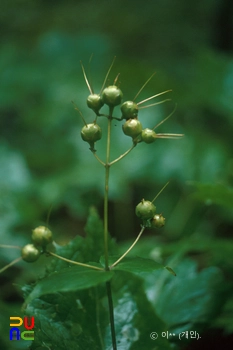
[122,119,142,139]
[87,94,104,114]
[101,85,123,107]
[141,128,157,144]
[81,123,102,143]
[121,101,138,119]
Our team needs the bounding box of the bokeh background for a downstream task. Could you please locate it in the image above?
[1,0,233,349]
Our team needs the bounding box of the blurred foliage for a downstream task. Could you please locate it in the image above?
[0,0,233,349]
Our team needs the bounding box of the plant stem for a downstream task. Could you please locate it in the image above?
[92,151,105,166]
[110,226,145,268]
[109,143,136,166]
[0,244,22,249]
[103,115,112,270]
[106,281,117,350]
[48,251,104,271]
[95,287,105,350]
[0,256,22,274]
[104,109,117,349]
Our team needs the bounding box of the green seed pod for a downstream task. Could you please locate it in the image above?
[135,199,156,220]
[150,214,165,228]
[87,94,104,113]
[21,244,40,263]
[122,119,142,139]
[121,101,138,119]
[81,123,102,143]
[32,226,53,247]
[141,128,157,144]
[101,85,123,107]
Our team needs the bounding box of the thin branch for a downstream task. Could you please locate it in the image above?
[110,226,145,268]
[151,181,170,203]
[48,251,104,271]
[0,257,22,274]
[92,152,106,166]
[0,244,21,249]
[109,143,136,166]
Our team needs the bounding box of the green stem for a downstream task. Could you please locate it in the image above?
[95,287,105,349]
[110,143,136,166]
[103,115,112,270]
[110,226,145,268]
[48,251,104,271]
[0,256,22,274]
[106,281,117,350]
[0,244,22,249]
[92,151,105,166]
[103,109,117,349]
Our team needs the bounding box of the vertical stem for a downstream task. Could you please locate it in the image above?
[106,281,117,350]
[103,116,112,270]
[104,108,117,349]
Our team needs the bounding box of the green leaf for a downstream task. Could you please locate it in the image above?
[143,258,225,334]
[46,235,86,273]
[100,255,167,275]
[25,265,114,304]
[105,271,173,350]
[27,290,107,350]
[84,206,117,261]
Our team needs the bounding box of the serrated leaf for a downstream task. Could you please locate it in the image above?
[143,259,225,334]
[25,265,114,304]
[27,291,106,350]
